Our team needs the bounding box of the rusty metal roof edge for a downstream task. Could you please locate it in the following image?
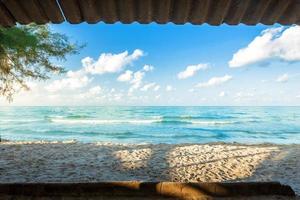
[0,0,299,27]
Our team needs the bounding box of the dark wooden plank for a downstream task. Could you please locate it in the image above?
[153,0,172,24]
[2,0,31,24]
[171,0,192,24]
[58,0,82,24]
[242,0,272,25]
[137,0,152,24]
[117,0,136,24]
[78,0,100,23]
[224,0,251,25]
[0,2,15,27]
[0,182,295,197]
[206,0,232,25]
[278,0,300,25]
[188,0,210,25]
[39,0,64,24]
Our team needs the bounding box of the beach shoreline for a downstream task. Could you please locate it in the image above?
[1,141,299,195]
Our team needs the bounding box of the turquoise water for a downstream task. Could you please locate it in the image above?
[1,106,300,144]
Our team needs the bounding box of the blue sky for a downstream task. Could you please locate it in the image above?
[1,23,300,106]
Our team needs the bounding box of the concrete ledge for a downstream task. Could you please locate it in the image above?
[0,182,295,199]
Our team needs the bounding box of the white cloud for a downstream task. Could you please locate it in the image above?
[234,92,255,102]
[235,92,254,98]
[45,70,92,92]
[219,91,226,97]
[131,71,145,87]
[128,71,145,93]
[79,86,102,99]
[166,85,174,92]
[177,63,209,79]
[113,93,123,101]
[229,26,300,68]
[153,85,160,91]
[196,75,232,88]
[140,82,157,91]
[127,65,156,93]
[296,95,300,98]
[46,49,144,93]
[276,73,289,83]
[84,49,143,74]
[81,57,94,69]
[143,65,154,72]
[26,81,38,90]
[117,70,133,82]
[88,86,102,95]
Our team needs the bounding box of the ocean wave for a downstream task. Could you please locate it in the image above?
[50,117,235,125]
[188,120,235,125]
[51,119,160,124]
[45,115,90,120]
[0,119,42,123]
[66,115,91,119]
[155,115,235,125]
[158,115,236,121]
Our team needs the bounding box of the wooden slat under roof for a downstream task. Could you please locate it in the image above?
[0,0,300,27]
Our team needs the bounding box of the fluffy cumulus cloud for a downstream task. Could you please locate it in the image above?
[1,49,171,106]
[127,71,145,93]
[219,91,226,97]
[229,26,300,68]
[177,63,209,79]
[45,49,145,94]
[44,49,147,95]
[140,82,160,92]
[130,71,145,88]
[143,65,154,72]
[45,70,92,92]
[276,73,289,83]
[117,70,133,82]
[196,75,232,88]
[140,82,155,91]
[153,85,160,91]
[127,65,155,93]
[83,49,143,74]
[235,92,254,98]
[79,86,102,99]
[166,85,174,92]
[234,92,255,102]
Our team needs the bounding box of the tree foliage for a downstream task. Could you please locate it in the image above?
[0,24,82,101]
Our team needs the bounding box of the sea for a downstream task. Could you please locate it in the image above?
[1,106,300,144]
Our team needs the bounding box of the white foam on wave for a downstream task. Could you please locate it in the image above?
[189,120,235,125]
[1,119,41,123]
[51,118,162,124]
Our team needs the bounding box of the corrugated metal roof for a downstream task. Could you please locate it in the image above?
[0,0,299,27]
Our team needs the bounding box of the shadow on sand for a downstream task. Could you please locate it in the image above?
[0,142,298,199]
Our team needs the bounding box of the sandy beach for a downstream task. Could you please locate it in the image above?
[0,141,299,196]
